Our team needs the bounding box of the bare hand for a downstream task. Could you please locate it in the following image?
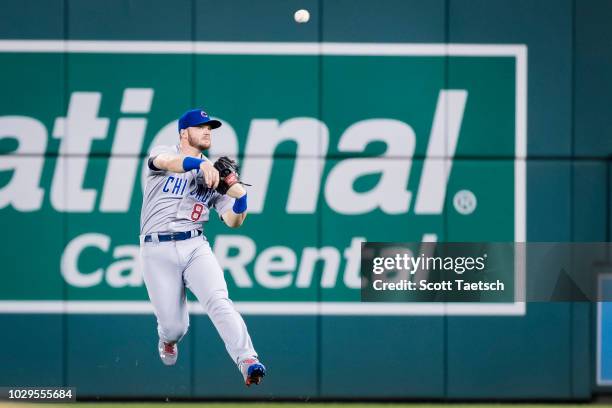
[199,160,219,189]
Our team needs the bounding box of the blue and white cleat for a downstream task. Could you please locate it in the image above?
[238,357,266,386]
[158,339,178,366]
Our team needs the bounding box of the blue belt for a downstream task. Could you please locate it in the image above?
[144,230,202,243]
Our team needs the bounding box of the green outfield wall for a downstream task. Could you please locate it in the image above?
[0,0,610,400]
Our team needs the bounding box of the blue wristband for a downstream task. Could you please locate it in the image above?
[183,156,205,171]
[232,194,247,214]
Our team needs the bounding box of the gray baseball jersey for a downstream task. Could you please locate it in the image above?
[140,144,235,235]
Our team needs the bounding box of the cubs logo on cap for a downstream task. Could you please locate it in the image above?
[178,108,222,132]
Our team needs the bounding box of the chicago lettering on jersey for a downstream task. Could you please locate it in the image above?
[162,176,188,195]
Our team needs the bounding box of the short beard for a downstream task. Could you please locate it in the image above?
[188,132,210,151]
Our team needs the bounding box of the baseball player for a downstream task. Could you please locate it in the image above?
[139,108,266,386]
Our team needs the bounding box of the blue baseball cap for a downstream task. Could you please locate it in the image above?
[178,108,222,132]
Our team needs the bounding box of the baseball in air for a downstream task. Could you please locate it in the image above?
[294,9,310,23]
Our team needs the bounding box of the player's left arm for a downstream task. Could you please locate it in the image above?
[222,184,248,228]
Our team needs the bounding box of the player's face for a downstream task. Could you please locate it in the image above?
[187,124,213,150]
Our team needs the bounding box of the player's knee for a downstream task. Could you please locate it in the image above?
[161,320,189,342]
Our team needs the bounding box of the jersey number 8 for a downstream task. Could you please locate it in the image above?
[191,203,204,221]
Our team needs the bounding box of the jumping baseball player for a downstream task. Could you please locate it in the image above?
[139,108,266,386]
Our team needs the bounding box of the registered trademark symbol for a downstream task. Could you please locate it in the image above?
[453,189,477,215]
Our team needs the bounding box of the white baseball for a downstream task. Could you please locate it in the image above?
[294,9,310,23]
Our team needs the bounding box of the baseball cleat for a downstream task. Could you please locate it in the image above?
[239,357,266,386]
[158,339,178,366]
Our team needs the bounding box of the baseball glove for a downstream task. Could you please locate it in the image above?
[213,156,250,195]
